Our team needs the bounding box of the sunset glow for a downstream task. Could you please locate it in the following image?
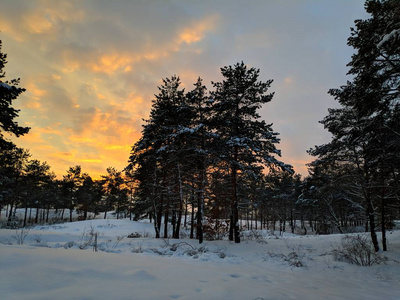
[1,0,367,178]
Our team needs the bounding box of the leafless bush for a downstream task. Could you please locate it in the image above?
[266,239,307,268]
[267,251,304,267]
[131,244,143,253]
[79,225,99,251]
[32,234,42,244]
[241,230,267,243]
[332,234,388,266]
[13,228,29,245]
[112,235,126,249]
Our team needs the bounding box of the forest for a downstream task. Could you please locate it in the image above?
[1,0,399,254]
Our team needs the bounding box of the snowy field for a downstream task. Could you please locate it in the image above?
[1,213,400,300]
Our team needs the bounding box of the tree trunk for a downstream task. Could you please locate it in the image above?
[231,147,240,243]
[190,190,195,239]
[163,198,169,238]
[7,201,14,223]
[229,214,234,241]
[174,163,184,239]
[29,207,33,224]
[46,205,50,223]
[35,207,39,224]
[171,210,176,238]
[381,190,387,251]
[366,196,379,252]
[23,201,28,227]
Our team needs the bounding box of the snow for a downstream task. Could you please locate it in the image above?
[0,81,12,89]
[1,213,400,300]
[377,29,400,48]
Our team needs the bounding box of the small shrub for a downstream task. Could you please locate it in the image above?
[79,225,99,251]
[112,235,126,249]
[64,241,76,249]
[13,228,29,245]
[332,234,387,266]
[267,251,304,268]
[33,234,42,244]
[241,230,266,243]
[128,232,142,238]
[286,251,304,267]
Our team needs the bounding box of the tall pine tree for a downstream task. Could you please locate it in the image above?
[309,0,400,251]
[210,62,292,243]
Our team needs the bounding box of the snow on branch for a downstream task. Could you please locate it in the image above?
[377,29,400,48]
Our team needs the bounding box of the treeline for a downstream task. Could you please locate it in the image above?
[1,148,131,227]
[1,0,399,250]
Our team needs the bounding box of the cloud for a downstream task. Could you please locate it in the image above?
[178,14,219,45]
[2,0,368,178]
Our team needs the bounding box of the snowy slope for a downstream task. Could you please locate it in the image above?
[0,218,399,300]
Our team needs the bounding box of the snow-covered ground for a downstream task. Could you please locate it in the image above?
[1,214,399,300]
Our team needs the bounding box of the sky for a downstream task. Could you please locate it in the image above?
[0,0,368,178]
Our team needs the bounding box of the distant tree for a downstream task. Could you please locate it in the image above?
[62,166,83,222]
[22,159,54,226]
[101,167,128,219]
[0,147,30,225]
[76,173,103,220]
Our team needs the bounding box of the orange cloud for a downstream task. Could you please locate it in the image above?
[25,14,53,34]
[26,82,47,99]
[178,15,219,45]
[81,159,103,163]
[23,2,85,35]
[89,53,133,75]
[36,126,62,135]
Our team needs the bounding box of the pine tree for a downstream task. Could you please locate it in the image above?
[309,0,400,251]
[128,76,188,238]
[186,77,213,243]
[62,166,83,222]
[210,62,292,243]
[0,39,29,150]
[22,159,54,226]
[101,167,128,219]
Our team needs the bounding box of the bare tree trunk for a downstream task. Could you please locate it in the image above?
[23,201,28,227]
[35,207,39,224]
[163,198,169,238]
[174,163,184,239]
[231,147,240,243]
[46,205,50,223]
[366,195,379,252]
[381,187,387,251]
[7,201,14,222]
[190,189,195,239]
